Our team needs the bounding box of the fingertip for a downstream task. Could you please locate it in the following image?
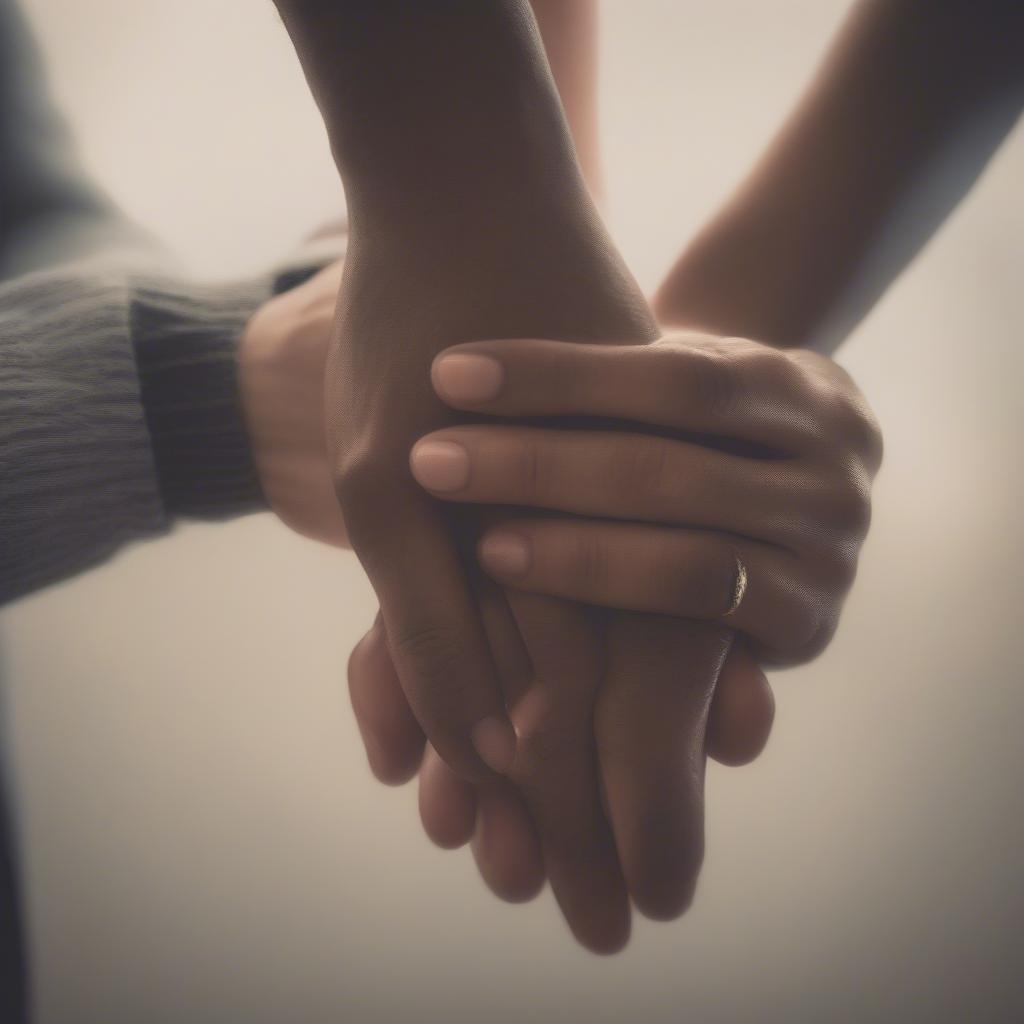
[572,898,632,956]
[477,530,531,579]
[418,747,477,850]
[408,439,470,493]
[367,742,424,787]
[707,648,775,767]
[431,351,505,405]
[619,807,705,924]
[348,625,425,785]
[470,715,518,775]
[471,785,546,904]
[630,862,701,923]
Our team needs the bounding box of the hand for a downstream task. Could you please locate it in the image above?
[272,0,763,949]
[330,227,706,949]
[234,246,772,943]
[350,615,776,904]
[415,332,883,665]
[336,266,788,948]
[355,331,880,919]
[238,261,348,548]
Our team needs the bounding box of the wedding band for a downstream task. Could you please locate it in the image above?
[723,551,748,618]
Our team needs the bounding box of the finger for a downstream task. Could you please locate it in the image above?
[471,781,546,904]
[347,619,425,785]
[473,570,533,709]
[504,592,632,955]
[431,336,820,454]
[409,427,804,549]
[597,615,729,921]
[418,744,478,849]
[339,467,517,781]
[477,519,830,662]
[706,644,775,767]
[413,579,544,896]
[467,578,545,900]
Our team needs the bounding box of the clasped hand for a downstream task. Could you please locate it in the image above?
[241,259,881,952]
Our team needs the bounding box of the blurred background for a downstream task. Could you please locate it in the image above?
[1,1,1022,1021]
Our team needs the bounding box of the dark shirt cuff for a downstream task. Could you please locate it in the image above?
[131,275,269,520]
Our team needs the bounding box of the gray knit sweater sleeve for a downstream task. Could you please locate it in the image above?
[0,265,161,600]
[0,260,269,605]
[0,0,285,607]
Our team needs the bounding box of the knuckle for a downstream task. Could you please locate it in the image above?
[568,530,608,595]
[837,395,883,467]
[825,376,885,472]
[334,453,385,505]
[792,609,841,664]
[836,468,873,537]
[760,604,824,665]
[791,353,884,471]
[686,346,742,418]
[388,621,465,695]
[782,604,826,657]
[332,455,393,542]
[853,403,884,471]
[817,545,860,594]
[514,435,546,500]
[765,583,842,665]
[803,466,873,540]
[623,440,682,514]
[765,347,811,399]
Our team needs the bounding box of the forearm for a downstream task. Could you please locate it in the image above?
[275,0,589,250]
[275,0,652,344]
[653,0,1024,351]
[529,0,603,200]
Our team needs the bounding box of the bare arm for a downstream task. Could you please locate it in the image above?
[272,0,744,949]
[529,0,603,199]
[273,0,591,256]
[653,0,1024,351]
[271,0,654,780]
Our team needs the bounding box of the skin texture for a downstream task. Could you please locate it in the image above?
[418,335,883,666]
[653,0,1024,349]
[355,334,881,906]
[239,261,348,549]
[528,0,603,199]
[273,0,757,949]
[257,0,1017,950]
[237,259,777,770]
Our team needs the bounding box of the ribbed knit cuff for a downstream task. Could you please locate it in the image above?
[131,276,269,520]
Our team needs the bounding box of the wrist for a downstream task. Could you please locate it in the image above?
[652,213,823,350]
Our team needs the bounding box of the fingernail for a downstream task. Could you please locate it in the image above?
[410,440,470,492]
[478,531,531,577]
[433,354,504,403]
[472,715,517,774]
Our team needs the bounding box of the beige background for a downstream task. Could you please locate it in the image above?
[1,1,1022,1021]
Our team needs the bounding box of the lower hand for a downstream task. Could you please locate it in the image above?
[238,261,348,548]
[350,331,881,927]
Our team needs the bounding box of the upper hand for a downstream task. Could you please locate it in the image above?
[389,331,880,926]
[413,332,883,665]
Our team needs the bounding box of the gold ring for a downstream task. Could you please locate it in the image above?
[723,551,748,618]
